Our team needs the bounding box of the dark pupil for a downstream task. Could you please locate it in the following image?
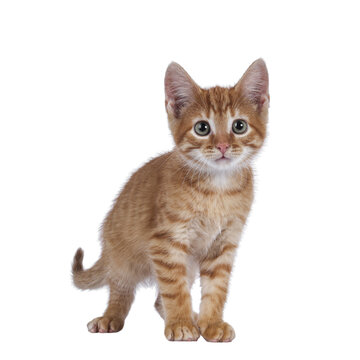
[199,123,208,132]
[235,121,244,130]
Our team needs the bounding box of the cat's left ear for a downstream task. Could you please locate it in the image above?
[235,58,269,110]
[165,62,200,119]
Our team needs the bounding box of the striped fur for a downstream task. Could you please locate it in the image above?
[72,59,269,342]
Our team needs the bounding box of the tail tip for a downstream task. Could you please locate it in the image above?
[72,248,84,273]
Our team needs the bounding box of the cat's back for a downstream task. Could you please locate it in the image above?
[102,151,174,238]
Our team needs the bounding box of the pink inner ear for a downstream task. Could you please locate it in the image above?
[165,85,189,118]
[238,59,269,109]
[259,93,270,108]
[164,62,196,118]
[165,78,187,117]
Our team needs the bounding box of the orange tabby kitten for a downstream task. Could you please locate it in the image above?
[72,59,269,342]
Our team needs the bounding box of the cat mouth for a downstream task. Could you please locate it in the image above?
[216,156,231,162]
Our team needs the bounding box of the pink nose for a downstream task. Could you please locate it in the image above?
[216,143,229,155]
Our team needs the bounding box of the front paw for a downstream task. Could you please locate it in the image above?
[164,319,200,341]
[198,320,235,342]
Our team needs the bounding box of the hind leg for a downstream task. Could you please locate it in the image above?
[154,293,165,319]
[87,282,135,333]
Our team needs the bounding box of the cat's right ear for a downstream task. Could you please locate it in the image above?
[165,62,199,119]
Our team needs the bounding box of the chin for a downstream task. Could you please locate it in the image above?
[203,158,239,173]
[215,157,233,165]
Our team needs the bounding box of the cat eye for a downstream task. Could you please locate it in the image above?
[232,119,248,134]
[194,121,211,136]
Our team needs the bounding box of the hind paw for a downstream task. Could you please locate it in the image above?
[87,316,124,333]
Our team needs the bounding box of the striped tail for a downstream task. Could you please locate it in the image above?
[72,248,107,290]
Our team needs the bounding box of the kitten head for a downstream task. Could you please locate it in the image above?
[165,59,269,174]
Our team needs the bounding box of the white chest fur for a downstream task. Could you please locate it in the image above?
[187,216,227,259]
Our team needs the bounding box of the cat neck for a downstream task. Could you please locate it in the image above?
[172,149,252,194]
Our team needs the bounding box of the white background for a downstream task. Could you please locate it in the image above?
[1,1,359,359]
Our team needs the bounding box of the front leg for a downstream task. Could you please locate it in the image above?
[150,229,199,341]
[198,220,243,342]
